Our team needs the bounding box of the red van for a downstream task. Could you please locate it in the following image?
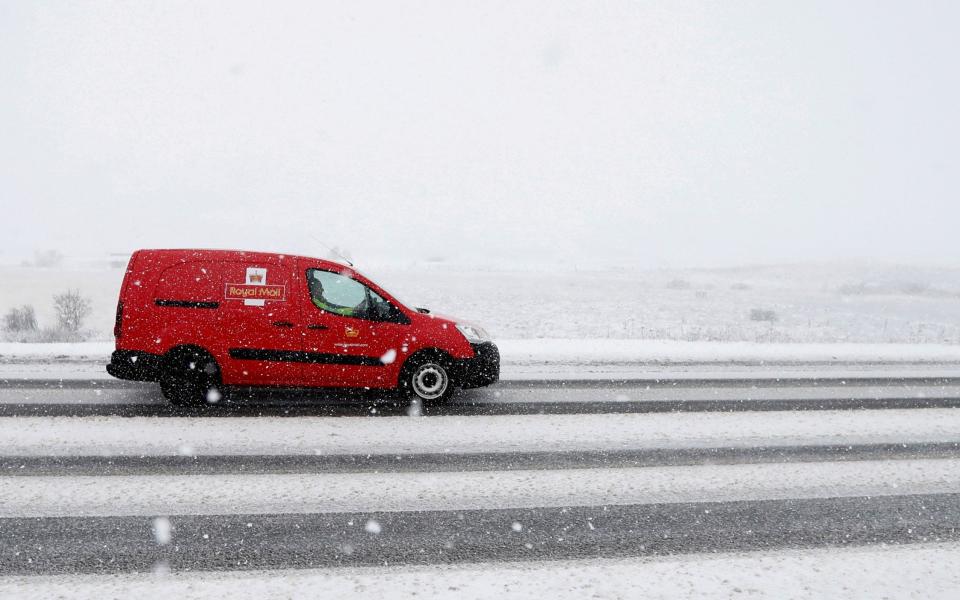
[106,249,499,405]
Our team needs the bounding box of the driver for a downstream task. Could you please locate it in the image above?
[309,278,355,316]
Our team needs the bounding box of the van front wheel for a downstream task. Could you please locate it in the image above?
[159,349,223,407]
[402,357,454,405]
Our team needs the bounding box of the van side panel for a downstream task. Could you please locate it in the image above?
[214,256,304,386]
[149,259,223,358]
[118,251,223,355]
[115,250,171,352]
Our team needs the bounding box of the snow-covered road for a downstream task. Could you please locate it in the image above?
[4,459,960,517]
[3,409,960,456]
[3,360,960,598]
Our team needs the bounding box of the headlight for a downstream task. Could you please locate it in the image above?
[456,323,491,343]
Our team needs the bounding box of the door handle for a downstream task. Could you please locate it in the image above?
[306,324,329,330]
[272,321,295,328]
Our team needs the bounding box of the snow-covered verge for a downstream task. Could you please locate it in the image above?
[0,342,111,359]
[2,543,957,599]
[499,339,960,364]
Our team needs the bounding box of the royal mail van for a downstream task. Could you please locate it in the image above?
[106,249,499,405]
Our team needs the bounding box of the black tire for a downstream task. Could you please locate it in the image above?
[400,354,455,405]
[159,349,223,407]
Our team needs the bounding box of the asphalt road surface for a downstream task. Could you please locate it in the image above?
[3,494,959,575]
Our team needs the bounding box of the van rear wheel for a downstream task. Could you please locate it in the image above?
[159,349,223,407]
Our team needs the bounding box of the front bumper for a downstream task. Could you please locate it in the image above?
[455,342,500,389]
[106,350,162,382]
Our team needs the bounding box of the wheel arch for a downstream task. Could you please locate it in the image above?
[161,344,220,375]
[398,347,457,386]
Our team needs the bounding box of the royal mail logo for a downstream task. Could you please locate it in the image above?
[226,267,285,305]
[225,283,286,301]
[345,326,360,338]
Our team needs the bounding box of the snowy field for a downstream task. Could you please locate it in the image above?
[3,543,958,600]
[3,259,960,344]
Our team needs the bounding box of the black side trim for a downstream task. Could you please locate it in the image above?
[229,348,384,367]
[155,299,220,309]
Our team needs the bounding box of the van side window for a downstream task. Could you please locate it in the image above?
[306,269,397,321]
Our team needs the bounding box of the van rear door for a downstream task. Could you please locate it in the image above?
[217,256,303,386]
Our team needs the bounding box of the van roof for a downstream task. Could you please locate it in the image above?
[133,248,347,269]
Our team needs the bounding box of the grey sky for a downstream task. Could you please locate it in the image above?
[1,1,958,267]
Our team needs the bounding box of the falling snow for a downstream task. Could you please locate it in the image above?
[151,517,171,545]
[364,520,382,534]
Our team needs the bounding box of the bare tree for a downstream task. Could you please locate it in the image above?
[53,290,92,333]
[2,305,38,332]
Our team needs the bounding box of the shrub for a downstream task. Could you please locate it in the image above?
[895,281,930,295]
[3,305,38,332]
[666,279,691,290]
[33,327,87,343]
[838,280,931,296]
[749,308,779,323]
[53,289,92,333]
[754,328,793,343]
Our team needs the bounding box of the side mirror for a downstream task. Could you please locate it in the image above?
[388,305,411,325]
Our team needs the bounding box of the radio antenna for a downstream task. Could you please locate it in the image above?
[308,235,354,267]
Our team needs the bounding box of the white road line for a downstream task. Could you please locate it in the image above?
[1,409,960,457]
[2,459,959,517]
